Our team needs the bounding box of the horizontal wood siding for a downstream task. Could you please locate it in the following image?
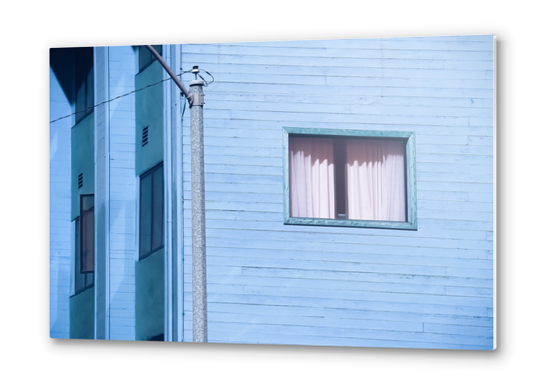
[95,47,107,340]
[181,35,494,349]
[49,67,72,338]
[107,46,137,340]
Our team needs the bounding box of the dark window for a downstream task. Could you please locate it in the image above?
[74,194,94,294]
[139,164,164,259]
[74,48,94,124]
[139,45,162,72]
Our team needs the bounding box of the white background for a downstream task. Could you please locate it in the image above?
[1,0,540,382]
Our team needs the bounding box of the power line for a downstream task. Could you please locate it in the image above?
[50,70,192,124]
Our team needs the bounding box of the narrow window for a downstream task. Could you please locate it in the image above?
[74,217,84,293]
[81,195,95,273]
[139,164,164,259]
[74,194,94,294]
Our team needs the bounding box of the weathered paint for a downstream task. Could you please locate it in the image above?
[180,35,494,349]
[135,248,165,340]
[69,287,95,339]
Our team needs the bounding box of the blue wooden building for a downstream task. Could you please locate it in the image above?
[50,35,495,349]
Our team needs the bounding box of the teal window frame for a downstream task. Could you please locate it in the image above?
[283,127,418,230]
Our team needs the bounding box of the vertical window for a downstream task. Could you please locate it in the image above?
[138,45,162,72]
[74,48,94,123]
[74,194,94,293]
[139,164,164,259]
[284,128,417,230]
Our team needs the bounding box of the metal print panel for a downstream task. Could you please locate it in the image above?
[50,35,496,349]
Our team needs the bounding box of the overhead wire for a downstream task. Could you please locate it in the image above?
[49,69,194,123]
[197,69,215,87]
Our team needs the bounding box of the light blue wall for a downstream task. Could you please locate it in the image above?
[107,46,138,341]
[51,37,494,349]
[50,67,72,339]
[95,47,108,340]
[94,46,139,341]
[181,35,494,349]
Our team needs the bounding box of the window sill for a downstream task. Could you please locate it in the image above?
[284,217,417,230]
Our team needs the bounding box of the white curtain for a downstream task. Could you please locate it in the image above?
[346,139,406,221]
[289,137,335,219]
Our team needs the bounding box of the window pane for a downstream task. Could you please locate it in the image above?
[289,137,335,219]
[333,140,347,219]
[81,195,94,273]
[81,194,94,211]
[81,208,94,273]
[151,166,164,250]
[74,218,85,292]
[140,172,152,256]
[346,139,406,221]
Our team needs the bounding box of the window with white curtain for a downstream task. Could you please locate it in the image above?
[284,128,417,230]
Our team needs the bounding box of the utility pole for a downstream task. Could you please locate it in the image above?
[145,46,208,343]
[188,69,207,343]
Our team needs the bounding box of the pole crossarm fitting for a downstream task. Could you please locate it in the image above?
[144,45,203,108]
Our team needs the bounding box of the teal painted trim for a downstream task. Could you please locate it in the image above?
[283,128,290,224]
[283,127,418,231]
[284,217,417,230]
[405,133,418,228]
[284,126,414,138]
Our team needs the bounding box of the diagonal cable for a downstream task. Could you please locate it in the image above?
[50,70,192,123]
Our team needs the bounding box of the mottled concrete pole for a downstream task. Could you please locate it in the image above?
[190,78,207,343]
